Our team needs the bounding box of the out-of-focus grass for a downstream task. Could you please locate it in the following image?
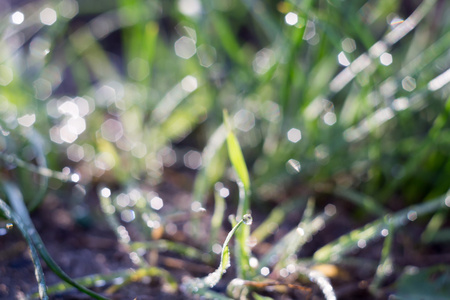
[1,0,450,298]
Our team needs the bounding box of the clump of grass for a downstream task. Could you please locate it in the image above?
[1,0,450,299]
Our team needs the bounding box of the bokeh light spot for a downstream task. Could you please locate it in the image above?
[253,48,275,74]
[219,188,230,198]
[181,75,198,92]
[197,44,216,67]
[60,125,78,143]
[338,51,350,66]
[121,210,136,222]
[178,0,202,17]
[392,97,409,111]
[184,150,202,170]
[34,78,52,100]
[286,159,301,174]
[40,8,57,26]
[150,197,164,210]
[260,267,270,276]
[58,100,79,117]
[323,112,337,126]
[95,152,116,171]
[234,109,255,132]
[401,76,416,92]
[101,119,124,142]
[287,128,302,143]
[67,144,84,162]
[174,36,196,59]
[285,12,298,26]
[11,11,24,25]
[67,117,86,135]
[59,0,79,19]
[380,53,393,66]
[101,187,111,198]
[342,38,356,53]
[17,114,36,127]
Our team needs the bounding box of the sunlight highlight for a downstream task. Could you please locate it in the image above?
[287,128,302,143]
[40,8,57,26]
[11,12,24,25]
[285,12,298,26]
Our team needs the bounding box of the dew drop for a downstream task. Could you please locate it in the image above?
[357,239,367,249]
[407,210,417,221]
[444,196,450,207]
[243,214,253,225]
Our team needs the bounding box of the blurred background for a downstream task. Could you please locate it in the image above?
[1,0,450,299]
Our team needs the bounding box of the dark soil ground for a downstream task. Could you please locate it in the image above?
[1,175,449,299]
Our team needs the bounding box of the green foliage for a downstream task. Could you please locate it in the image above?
[1,182,107,300]
[394,265,450,300]
[182,215,251,297]
[0,0,450,298]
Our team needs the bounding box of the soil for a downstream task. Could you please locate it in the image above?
[1,175,449,299]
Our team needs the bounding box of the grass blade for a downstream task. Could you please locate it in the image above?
[42,266,177,297]
[369,222,394,296]
[2,182,109,300]
[0,198,48,299]
[223,110,250,195]
[210,191,226,250]
[182,214,252,296]
[223,110,253,279]
[296,265,336,300]
[314,190,450,262]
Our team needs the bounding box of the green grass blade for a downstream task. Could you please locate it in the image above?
[22,129,49,211]
[223,110,251,195]
[130,240,213,264]
[223,110,253,279]
[296,265,336,300]
[369,222,394,296]
[42,266,177,297]
[314,191,450,262]
[0,152,74,182]
[210,191,226,250]
[250,199,300,244]
[2,182,109,300]
[0,198,48,299]
[211,12,245,65]
[334,187,386,217]
[182,214,252,295]
[260,205,333,270]
[421,210,448,244]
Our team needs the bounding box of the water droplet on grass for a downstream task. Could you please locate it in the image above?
[243,214,252,225]
[407,210,417,221]
[357,239,367,249]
